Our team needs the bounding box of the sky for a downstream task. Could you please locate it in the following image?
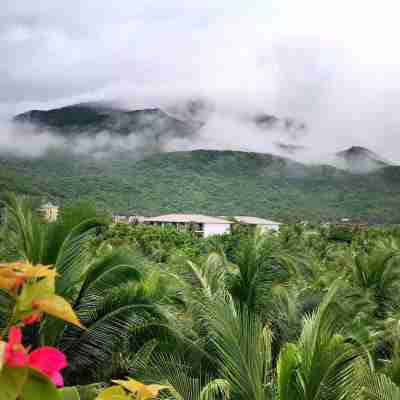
[1,0,400,161]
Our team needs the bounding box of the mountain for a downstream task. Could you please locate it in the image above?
[0,149,399,224]
[13,102,308,141]
[8,104,399,223]
[13,103,199,139]
[335,146,389,173]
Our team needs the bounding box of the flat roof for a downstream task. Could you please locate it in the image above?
[39,203,58,209]
[144,214,231,224]
[233,216,283,225]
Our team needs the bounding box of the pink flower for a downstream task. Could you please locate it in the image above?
[29,347,68,387]
[4,326,68,387]
[22,313,42,326]
[5,327,28,368]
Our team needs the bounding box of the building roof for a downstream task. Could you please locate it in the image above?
[233,216,283,225]
[144,214,231,225]
[39,202,58,209]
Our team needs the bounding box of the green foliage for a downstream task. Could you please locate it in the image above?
[1,149,400,224]
[2,195,400,399]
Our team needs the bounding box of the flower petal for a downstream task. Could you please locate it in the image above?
[49,371,64,387]
[8,326,22,346]
[6,348,28,368]
[29,347,67,376]
[22,313,42,326]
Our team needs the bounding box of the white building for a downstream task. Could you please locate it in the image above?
[144,214,232,238]
[233,216,283,232]
[38,202,59,223]
[112,213,146,224]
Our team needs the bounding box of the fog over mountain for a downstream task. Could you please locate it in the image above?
[2,1,400,162]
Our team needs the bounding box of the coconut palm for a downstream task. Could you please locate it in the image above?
[277,280,362,400]
[226,228,296,313]
[349,244,400,318]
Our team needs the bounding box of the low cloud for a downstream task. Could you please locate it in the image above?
[1,1,400,163]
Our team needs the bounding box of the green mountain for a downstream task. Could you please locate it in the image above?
[0,149,399,224]
[14,103,199,139]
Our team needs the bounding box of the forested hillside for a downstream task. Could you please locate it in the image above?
[0,149,399,223]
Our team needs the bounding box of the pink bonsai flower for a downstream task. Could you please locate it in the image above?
[4,326,67,387]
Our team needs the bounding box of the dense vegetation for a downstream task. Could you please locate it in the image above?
[2,194,400,398]
[1,149,400,223]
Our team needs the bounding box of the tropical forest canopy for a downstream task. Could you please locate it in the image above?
[1,193,400,398]
[1,149,400,224]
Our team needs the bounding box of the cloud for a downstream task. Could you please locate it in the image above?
[1,1,400,161]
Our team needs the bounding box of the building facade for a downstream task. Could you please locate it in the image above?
[38,202,59,223]
[144,214,232,238]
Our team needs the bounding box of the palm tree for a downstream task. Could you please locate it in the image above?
[277,280,361,400]
[226,228,296,314]
[349,244,400,318]
[0,194,178,386]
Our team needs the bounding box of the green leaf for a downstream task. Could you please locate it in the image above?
[20,369,60,400]
[59,387,81,400]
[0,365,28,400]
[17,274,56,315]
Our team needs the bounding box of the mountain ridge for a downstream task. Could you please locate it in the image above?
[0,148,399,224]
[13,103,391,173]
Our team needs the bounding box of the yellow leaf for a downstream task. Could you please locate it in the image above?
[0,268,18,279]
[0,276,17,291]
[32,295,86,330]
[144,385,169,400]
[95,386,130,400]
[0,261,28,273]
[112,378,168,400]
[18,264,57,279]
[0,262,55,295]
[0,262,56,280]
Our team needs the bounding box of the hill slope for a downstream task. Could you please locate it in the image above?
[0,150,399,224]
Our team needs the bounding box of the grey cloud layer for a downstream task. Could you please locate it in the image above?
[1,1,400,161]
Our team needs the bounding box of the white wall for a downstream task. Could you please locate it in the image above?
[258,224,281,233]
[203,223,231,238]
[266,223,281,232]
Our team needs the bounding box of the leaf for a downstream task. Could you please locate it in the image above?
[17,274,56,314]
[20,369,60,400]
[0,341,6,373]
[0,365,28,400]
[0,276,17,291]
[95,386,129,400]
[33,295,86,330]
[0,263,56,280]
[59,387,81,400]
[19,265,57,280]
[112,378,168,400]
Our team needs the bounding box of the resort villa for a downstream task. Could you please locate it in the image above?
[144,214,232,238]
[232,216,282,232]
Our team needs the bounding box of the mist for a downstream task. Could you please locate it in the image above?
[2,1,400,163]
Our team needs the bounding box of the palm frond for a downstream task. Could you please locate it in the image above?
[277,279,361,400]
[205,295,273,400]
